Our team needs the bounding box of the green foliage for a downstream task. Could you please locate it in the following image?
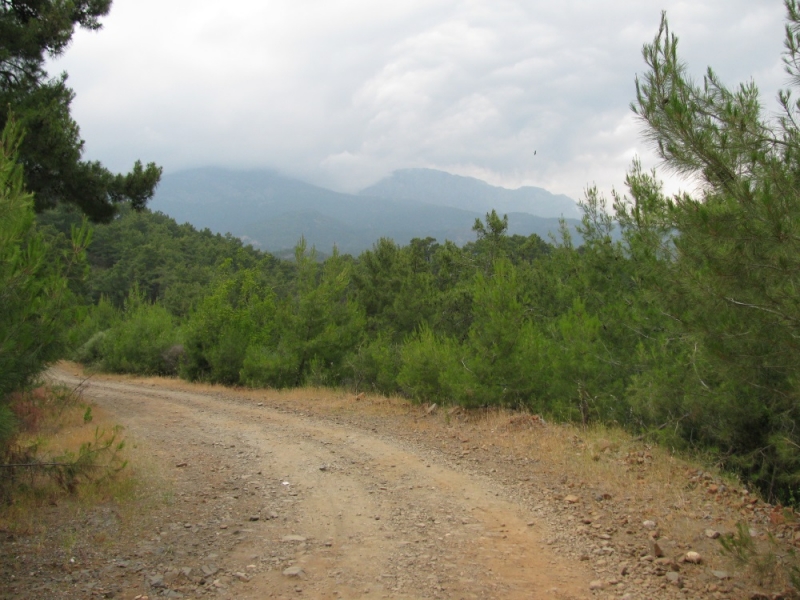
[466,211,551,269]
[68,295,119,354]
[0,118,86,408]
[0,405,17,448]
[548,299,610,421]
[73,330,108,366]
[182,266,276,384]
[397,325,473,404]
[471,209,509,270]
[428,240,476,339]
[39,205,289,315]
[626,4,800,499]
[0,385,129,503]
[464,259,544,408]
[718,521,800,588]
[344,334,402,395]
[99,287,180,375]
[352,237,438,341]
[242,241,364,388]
[240,343,298,389]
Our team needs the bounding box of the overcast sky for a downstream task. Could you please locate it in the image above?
[50,0,787,201]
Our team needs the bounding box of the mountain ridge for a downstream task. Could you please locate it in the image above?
[149,167,581,255]
[359,168,581,219]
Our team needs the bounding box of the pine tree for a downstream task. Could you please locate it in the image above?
[630,3,800,497]
[0,119,89,440]
[0,1,161,220]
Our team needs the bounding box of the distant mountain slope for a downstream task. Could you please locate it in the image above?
[150,168,580,255]
[149,167,360,237]
[359,168,582,219]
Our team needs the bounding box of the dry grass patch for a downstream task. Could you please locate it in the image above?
[435,406,743,515]
[0,384,134,534]
[62,361,414,418]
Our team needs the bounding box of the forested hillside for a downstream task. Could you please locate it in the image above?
[37,205,294,315]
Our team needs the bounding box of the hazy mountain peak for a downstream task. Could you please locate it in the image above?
[360,168,581,219]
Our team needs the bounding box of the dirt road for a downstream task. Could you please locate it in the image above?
[42,368,595,600]
[6,367,765,599]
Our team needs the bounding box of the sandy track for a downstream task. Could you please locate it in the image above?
[47,369,593,600]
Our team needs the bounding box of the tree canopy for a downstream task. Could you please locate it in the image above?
[0,0,161,221]
[601,2,800,496]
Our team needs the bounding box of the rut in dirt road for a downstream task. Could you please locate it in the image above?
[49,370,593,600]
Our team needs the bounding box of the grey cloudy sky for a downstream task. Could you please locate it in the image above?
[50,0,786,201]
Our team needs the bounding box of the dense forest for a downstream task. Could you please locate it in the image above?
[5,2,800,504]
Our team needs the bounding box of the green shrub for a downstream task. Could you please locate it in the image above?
[242,242,364,389]
[74,330,108,366]
[180,268,276,384]
[397,325,472,403]
[67,296,119,354]
[0,119,87,428]
[238,342,293,388]
[100,289,179,375]
[344,334,402,394]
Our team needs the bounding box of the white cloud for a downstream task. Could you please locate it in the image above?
[51,0,788,201]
